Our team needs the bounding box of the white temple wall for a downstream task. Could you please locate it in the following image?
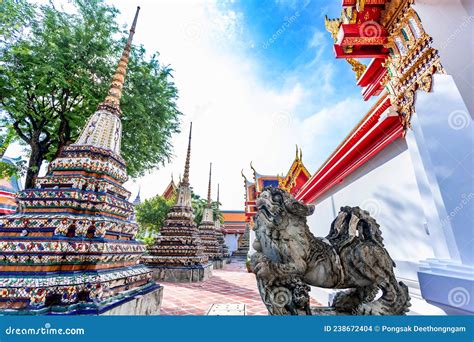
[305,138,447,314]
[307,138,435,282]
[414,0,474,117]
[224,234,239,253]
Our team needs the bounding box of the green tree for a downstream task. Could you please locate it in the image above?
[135,195,174,239]
[191,192,222,225]
[0,0,181,188]
[0,126,25,178]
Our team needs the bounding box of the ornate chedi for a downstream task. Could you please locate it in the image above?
[198,163,222,269]
[0,7,164,315]
[233,223,250,258]
[251,187,411,316]
[142,124,211,282]
[162,175,177,201]
[214,184,230,264]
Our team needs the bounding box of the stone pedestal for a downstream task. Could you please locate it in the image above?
[100,285,163,315]
[212,259,224,269]
[150,263,213,282]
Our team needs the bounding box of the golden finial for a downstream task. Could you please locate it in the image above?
[207,162,212,207]
[182,122,192,185]
[100,6,140,115]
[241,169,248,201]
[324,15,341,43]
[250,161,257,175]
[356,0,366,12]
[346,58,367,80]
[299,147,303,161]
[241,169,248,183]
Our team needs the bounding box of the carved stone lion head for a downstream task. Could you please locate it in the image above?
[253,187,315,267]
[256,187,314,227]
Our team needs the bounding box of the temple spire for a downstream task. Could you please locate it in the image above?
[100,6,140,115]
[182,123,192,186]
[133,186,141,205]
[207,163,212,207]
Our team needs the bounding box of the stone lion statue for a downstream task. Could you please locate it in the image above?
[251,187,411,315]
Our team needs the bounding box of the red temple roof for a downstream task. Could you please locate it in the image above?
[296,94,403,204]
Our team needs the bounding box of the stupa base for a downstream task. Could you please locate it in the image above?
[100,285,163,316]
[149,263,213,282]
[0,282,162,316]
[212,259,224,269]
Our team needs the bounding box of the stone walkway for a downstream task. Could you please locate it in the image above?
[159,259,269,315]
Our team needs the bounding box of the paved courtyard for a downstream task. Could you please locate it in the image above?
[159,258,269,315]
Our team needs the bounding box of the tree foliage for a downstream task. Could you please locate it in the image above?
[0,126,25,178]
[0,0,181,188]
[191,192,223,225]
[135,195,174,239]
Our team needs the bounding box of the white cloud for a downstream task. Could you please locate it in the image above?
[5,0,373,211]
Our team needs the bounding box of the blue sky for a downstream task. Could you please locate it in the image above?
[230,0,363,112]
[6,0,375,209]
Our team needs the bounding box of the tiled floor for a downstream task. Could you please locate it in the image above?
[159,258,269,315]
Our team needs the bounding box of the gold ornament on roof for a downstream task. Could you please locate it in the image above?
[324,15,342,43]
[346,58,367,80]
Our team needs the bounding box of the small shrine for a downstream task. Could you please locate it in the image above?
[162,175,177,201]
[0,7,163,315]
[198,163,222,268]
[142,124,212,282]
[214,184,230,264]
[277,146,311,197]
[232,224,250,258]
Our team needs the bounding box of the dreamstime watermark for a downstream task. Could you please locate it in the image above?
[448,287,470,308]
[4,322,85,336]
[440,15,474,50]
[440,192,474,229]
[271,110,294,128]
[361,198,382,217]
[269,287,292,308]
[359,20,383,38]
[448,110,471,130]
[262,11,300,49]
[183,21,203,41]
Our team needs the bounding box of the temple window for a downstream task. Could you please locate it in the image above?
[409,17,422,39]
[401,28,410,41]
[395,37,407,56]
